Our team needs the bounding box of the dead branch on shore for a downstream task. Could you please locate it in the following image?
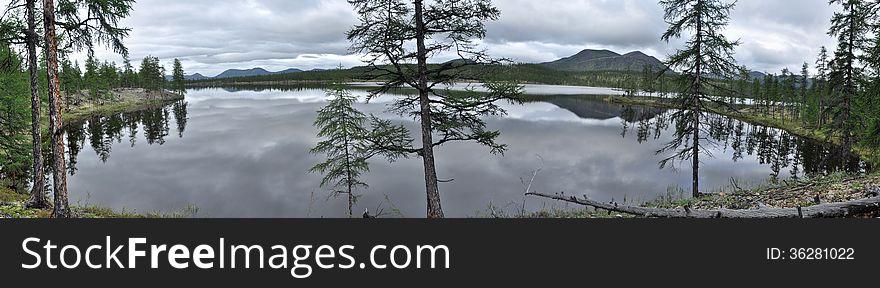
[526,192,880,218]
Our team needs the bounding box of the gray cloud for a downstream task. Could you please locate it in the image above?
[69,0,838,76]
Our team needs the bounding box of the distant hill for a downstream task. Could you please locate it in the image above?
[185,73,210,81]
[214,67,304,79]
[748,71,767,79]
[541,49,668,72]
[170,67,305,81]
[165,73,210,81]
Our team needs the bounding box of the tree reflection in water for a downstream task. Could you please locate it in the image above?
[64,99,188,175]
[617,105,867,181]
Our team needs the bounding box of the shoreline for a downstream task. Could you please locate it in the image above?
[64,89,185,126]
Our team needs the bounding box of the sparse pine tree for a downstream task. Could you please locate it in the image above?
[815,46,830,126]
[310,87,410,217]
[659,0,741,197]
[347,0,523,217]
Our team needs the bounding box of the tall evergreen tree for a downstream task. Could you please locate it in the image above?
[347,0,523,218]
[171,58,185,95]
[43,0,135,217]
[816,47,830,126]
[780,68,793,124]
[121,55,137,87]
[43,0,72,217]
[138,55,164,92]
[827,0,870,152]
[26,0,49,208]
[799,62,810,122]
[83,52,98,98]
[659,0,740,197]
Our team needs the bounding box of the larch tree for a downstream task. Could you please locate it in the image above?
[827,0,870,152]
[310,87,411,217]
[43,0,135,217]
[171,58,185,95]
[121,55,137,87]
[815,46,829,127]
[138,55,164,92]
[346,0,523,218]
[0,0,52,208]
[658,0,740,198]
[26,0,48,208]
[862,3,880,157]
[799,62,809,122]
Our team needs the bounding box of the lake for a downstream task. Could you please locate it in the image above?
[62,84,863,217]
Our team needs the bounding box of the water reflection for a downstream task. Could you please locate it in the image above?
[616,105,865,180]
[66,99,188,175]
[60,87,866,217]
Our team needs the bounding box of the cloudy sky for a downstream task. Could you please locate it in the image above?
[70,0,839,77]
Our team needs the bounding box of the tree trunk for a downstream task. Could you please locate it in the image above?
[526,192,880,218]
[692,110,700,198]
[25,0,48,209]
[343,111,354,218]
[692,7,702,198]
[414,0,443,218]
[43,0,71,218]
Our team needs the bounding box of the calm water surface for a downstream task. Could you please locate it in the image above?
[62,85,861,217]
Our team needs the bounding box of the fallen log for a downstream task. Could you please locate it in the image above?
[526,192,880,218]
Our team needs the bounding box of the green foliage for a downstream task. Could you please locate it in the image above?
[826,0,873,149]
[0,45,33,192]
[138,55,165,92]
[310,86,411,216]
[56,0,136,55]
[171,58,185,95]
[659,0,741,196]
[120,56,138,87]
[310,88,371,191]
[83,53,100,98]
[60,57,83,95]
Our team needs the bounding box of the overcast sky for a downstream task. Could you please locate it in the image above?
[63,0,840,77]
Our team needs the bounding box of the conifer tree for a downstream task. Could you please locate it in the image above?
[43,0,135,217]
[26,0,49,208]
[171,58,185,95]
[347,0,523,217]
[827,0,870,152]
[310,87,410,217]
[815,47,830,126]
[138,55,164,92]
[659,0,741,197]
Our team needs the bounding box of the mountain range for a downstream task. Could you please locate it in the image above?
[540,49,668,72]
[167,67,307,81]
[179,49,771,81]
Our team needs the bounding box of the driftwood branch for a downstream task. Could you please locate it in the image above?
[526,192,880,218]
